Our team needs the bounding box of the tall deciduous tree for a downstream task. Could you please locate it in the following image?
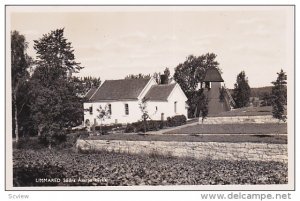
[30,28,83,147]
[173,53,219,117]
[11,31,31,142]
[232,71,251,108]
[271,69,287,122]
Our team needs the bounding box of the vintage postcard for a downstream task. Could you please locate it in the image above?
[5,5,295,190]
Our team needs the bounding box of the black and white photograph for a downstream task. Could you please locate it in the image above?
[5,5,294,191]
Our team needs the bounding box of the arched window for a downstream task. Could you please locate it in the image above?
[174,101,177,113]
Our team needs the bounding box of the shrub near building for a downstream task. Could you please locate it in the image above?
[125,115,187,133]
[94,124,123,135]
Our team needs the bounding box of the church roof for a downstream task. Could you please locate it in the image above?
[203,67,224,82]
[143,83,176,101]
[89,78,151,102]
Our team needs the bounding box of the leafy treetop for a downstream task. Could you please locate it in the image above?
[33,28,83,79]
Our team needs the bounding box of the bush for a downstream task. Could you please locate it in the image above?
[125,121,161,133]
[95,124,123,135]
[38,135,50,147]
[147,120,160,131]
[94,126,108,135]
[38,130,75,148]
[77,131,90,138]
[125,123,135,133]
[52,132,67,144]
[124,115,186,133]
[36,124,68,147]
[159,121,167,129]
[167,115,187,127]
[14,138,45,150]
[57,131,91,149]
[131,121,144,133]
[15,130,90,150]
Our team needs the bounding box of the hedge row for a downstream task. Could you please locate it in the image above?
[125,115,187,133]
[94,124,123,135]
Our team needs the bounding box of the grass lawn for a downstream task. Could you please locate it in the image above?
[164,123,287,135]
[209,106,287,117]
[88,133,286,144]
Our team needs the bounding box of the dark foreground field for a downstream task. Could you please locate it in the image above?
[13,149,288,186]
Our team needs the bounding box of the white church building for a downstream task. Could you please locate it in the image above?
[83,78,188,126]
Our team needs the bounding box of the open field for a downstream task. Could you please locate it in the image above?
[88,133,287,144]
[13,149,288,186]
[164,123,287,135]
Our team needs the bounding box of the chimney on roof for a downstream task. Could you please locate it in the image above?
[160,74,168,85]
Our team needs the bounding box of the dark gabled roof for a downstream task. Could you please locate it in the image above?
[143,83,176,101]
[203,67,224,82]
[89,78,150,102]
[85,88,97,100]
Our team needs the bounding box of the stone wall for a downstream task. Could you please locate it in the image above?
[76,139,287,163]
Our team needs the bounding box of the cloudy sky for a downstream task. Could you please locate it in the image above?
[8,6,294,88]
